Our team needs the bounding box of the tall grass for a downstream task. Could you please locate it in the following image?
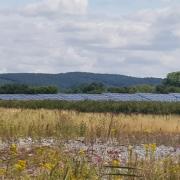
[0,108,179,145]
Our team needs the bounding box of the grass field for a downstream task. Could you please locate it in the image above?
[0,108,179,144]
[0,108,179,179]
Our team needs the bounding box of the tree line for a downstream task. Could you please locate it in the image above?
[68,71,180,94]
[0,71,179,94]
[0,84,58,94]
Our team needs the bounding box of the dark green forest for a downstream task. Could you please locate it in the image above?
[0,84,58,94]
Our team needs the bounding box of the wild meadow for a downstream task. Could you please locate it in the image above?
[0,108,179,179]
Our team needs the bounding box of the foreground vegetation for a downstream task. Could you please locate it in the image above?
[0,100,180,115]
[0,144,179,179]
[0,109,179,179]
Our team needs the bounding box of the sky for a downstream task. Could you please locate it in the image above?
[0,0,180,77]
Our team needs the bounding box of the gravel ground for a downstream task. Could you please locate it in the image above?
[1,138,179,165]
[64,139,180,164]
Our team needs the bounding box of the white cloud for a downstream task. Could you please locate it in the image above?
[23,0,88,15]
[0,0,180,77]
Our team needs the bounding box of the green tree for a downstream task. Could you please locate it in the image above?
[0,84,58,94]
[165,72,180,87]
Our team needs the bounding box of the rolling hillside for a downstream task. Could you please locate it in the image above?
[0,72,162,89]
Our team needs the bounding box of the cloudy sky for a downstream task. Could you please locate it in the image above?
[0,0,180,77]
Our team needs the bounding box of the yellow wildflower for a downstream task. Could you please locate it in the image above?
[18,160,26,167]
[10,144,17,154]
[79,149,85,156]
[41,163,54,171]
[112,159,120,166]
[14,160,26,171]
[150,143,157,153]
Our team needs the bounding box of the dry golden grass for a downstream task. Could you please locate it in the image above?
[0,108,179,144]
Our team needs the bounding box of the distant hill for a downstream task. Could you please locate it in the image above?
[0,72,162,90]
